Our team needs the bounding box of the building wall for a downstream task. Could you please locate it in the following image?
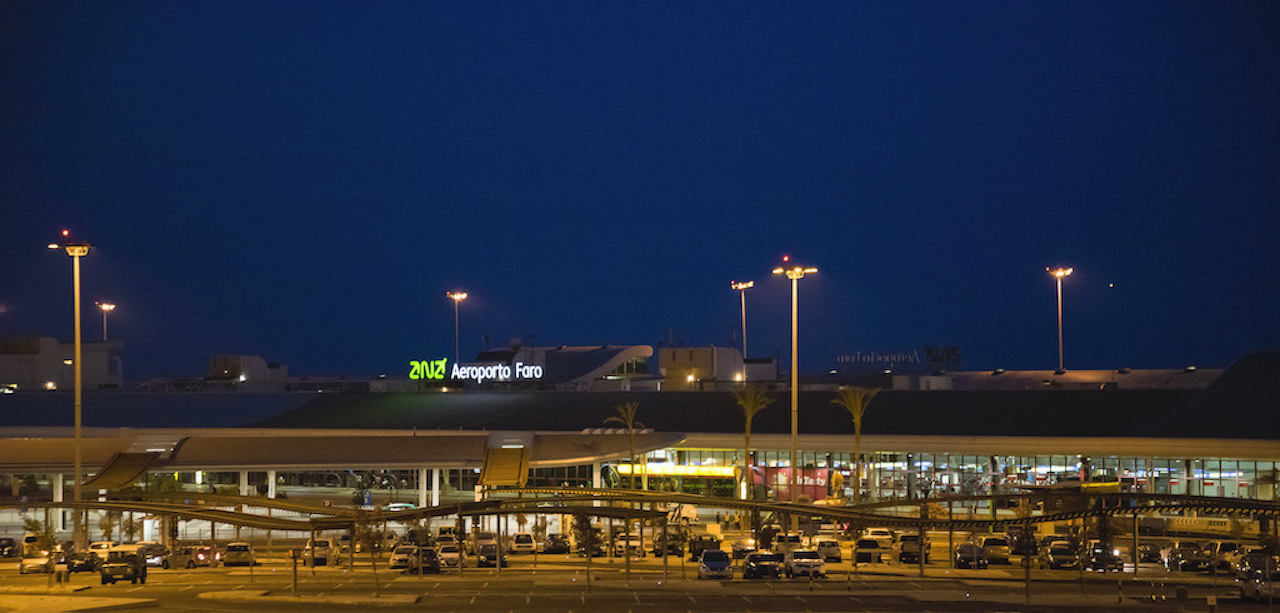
[658,346,745,391]
[0,336,122,391]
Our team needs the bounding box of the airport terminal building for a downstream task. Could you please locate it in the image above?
[2,343,1278,528]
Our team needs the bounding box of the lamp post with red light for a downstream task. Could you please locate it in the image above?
[48,230,90,551]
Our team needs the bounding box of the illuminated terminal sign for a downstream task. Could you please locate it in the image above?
[410,358,544,383]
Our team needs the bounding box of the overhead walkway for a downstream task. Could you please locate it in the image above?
[81,452,159,491]
[479,447,530,487]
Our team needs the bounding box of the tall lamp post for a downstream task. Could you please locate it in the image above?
[446,291,467,364]
[49,231,90,551]
[96,302,116,341]
[1047,267,1073,373]
[730,280,753,378]
[772,258,817,504]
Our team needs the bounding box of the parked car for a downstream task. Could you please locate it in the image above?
[688,535,721,561]
[1083,543,1122,572]
[697,549,733,579]
[19,549,55,574]
[62,551,98,573]
[221,542,255,566]
[439,544,464,569]
[470,531,498,555]
[1137,542,1163,563]
[22,533,42,556]
[895,534,930,564]
[862,528,896,549]
[389,545,422,569]
[973,534,1011,565]
[854,538,884,563]
[612,532,645,558]
[814,538,842,563]
[170,545,214,569]
[1237,552,1280,602]
[785,549,826,578]
[953,543,989,569]
[99,548,147,585]
[476,543,509,567]
[578,539,608,558]
[1207,540,1245,570]
[303,538,337,566]
[139,543,170,568]
[1167,540,1213,572]
[409,548,443,574]
[1038,541,1080,569]
[775,533,804,557]
[651,530,684,556]
[731,537,758,560]
[742,552,784,579]
[543,533,571,554]
[88,540,117,562]
[511,532,537,554]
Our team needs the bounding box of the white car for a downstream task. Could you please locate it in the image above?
[89,540,118,560]
[389,545,420,569]
[785,549,826,578]
[438,544,464,569]
[613,533,645,558]
[775,533,804,557]
[863,528,895,549]
[511,533,537,554]
[304,538,337,566]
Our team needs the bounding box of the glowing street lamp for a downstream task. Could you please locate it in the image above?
[772,257,817,504]
[48,230,90,551]
[96,302,116,341]
[730,280,754,376]
[446,291,468,364]
[1047,267,1073,373]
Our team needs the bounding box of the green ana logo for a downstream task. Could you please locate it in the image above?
[409,359,448,380]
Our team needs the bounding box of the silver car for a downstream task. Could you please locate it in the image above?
[815,538,842,562]
[220,542,255,566]
[785,549,826,578]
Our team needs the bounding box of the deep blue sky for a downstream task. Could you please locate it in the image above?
[2,3,1277,380]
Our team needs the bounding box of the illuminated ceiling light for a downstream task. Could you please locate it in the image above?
[45,381,57,390]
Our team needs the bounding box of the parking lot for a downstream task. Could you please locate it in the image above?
[2,530,1272,612]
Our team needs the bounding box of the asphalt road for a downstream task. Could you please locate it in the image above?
[0,553,1270,612]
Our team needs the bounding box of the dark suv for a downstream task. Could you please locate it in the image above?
[100,550,147,585]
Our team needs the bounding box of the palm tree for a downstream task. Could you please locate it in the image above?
[733,388,775,500]
[604,402,643,489]
[832,386,880,504]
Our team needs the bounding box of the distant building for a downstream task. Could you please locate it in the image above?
[657,345,746,390]
[0,336,122,391]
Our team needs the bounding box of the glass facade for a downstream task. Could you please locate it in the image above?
[626,447,1280,503]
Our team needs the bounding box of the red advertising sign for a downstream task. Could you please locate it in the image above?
[751,467,830,501]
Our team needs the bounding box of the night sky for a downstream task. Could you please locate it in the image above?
[2,3,1277,381]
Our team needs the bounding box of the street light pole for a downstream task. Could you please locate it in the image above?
[1047,267,1073,373]
[96,302,115,341]
[773,259,817,505]
[446,291,468,364]
[730,281,753,378]
[49,231,90,551]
